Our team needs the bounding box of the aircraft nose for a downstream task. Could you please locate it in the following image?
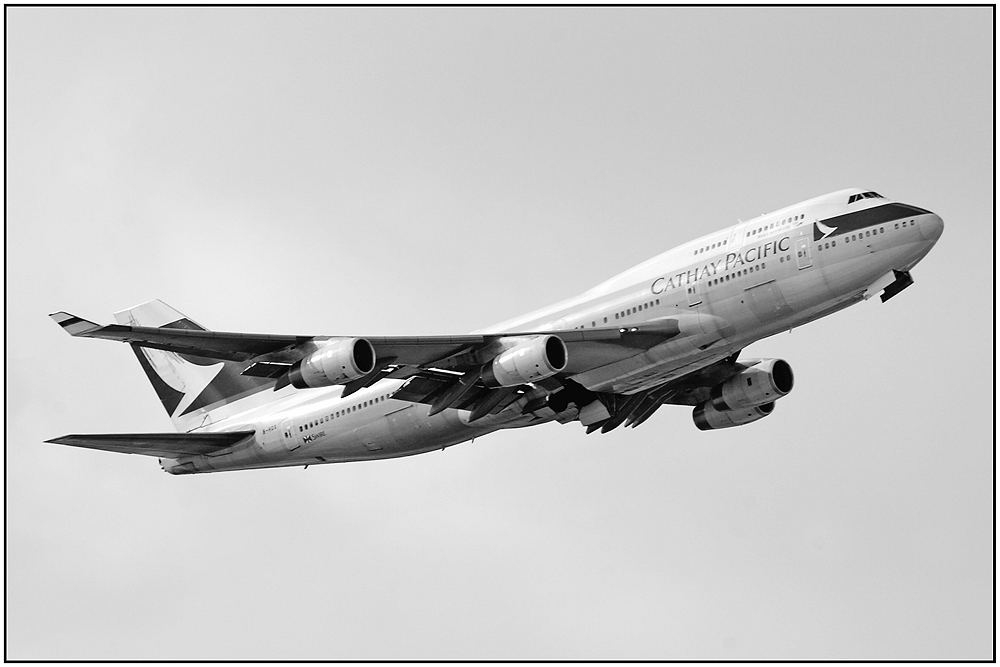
[919,213,944,243]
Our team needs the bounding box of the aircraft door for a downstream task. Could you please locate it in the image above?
[728,222,748,252]
[795,237,813,269]
[686,281,703,307]
[280,418,299,451]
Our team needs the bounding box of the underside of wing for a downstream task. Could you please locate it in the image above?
[44,431,256,458]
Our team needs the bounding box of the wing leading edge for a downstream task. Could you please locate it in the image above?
[48,311,681,377]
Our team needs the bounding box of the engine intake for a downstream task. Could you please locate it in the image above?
[710,358,793,411]
[694,401,774,431]
[482,335,567,387]
[289,338,376,389]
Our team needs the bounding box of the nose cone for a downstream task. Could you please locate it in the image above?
[919,213,944,243]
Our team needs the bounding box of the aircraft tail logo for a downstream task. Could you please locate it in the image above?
[115,300,274,430]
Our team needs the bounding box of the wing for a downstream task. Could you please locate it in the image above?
[45,431,256,458]
[50,309,687,423]
[49,311,681,381]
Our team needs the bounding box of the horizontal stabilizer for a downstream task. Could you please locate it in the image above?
[44,431,256,458]
[49,312,102,336]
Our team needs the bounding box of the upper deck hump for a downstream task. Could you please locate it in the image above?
[585,188,875,297]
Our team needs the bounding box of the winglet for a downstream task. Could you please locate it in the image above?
[49,312,102,336]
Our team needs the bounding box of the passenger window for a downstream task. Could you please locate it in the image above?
[603,317,607,323]
[780,256,784,263]
[655,299,660,305]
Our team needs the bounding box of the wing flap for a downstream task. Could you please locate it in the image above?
[44,431,256,458]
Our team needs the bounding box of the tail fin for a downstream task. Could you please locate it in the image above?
[115,300,274,432]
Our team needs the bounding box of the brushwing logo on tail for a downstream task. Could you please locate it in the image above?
[139,348,224,417]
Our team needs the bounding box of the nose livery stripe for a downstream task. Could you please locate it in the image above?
[812,203,934,241]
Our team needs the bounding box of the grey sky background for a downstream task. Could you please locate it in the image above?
[6,7,993,660]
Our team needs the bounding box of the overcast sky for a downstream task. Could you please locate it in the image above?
[6,7,993,660]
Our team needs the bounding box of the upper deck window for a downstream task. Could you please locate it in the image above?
[848,191,885,204]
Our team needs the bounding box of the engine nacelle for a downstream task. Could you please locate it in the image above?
[288,338,376,389]
[482,335,567,387]
[710,358,793,411]
[693,401,774,431]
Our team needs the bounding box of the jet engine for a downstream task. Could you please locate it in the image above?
[482,335,568,387]
[288,338,376,389]
[709,358,793,411]
[693,401,774,431]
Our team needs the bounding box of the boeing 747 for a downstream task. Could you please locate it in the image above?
[47,187,943,474]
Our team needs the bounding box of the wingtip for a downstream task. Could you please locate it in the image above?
[48,312,100,336]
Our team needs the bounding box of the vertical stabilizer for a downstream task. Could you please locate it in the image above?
[115,300,274,432]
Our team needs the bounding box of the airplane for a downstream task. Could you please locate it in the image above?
[46,187,944,475]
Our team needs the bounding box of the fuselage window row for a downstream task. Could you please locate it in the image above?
[707,262,766,287]
[298,394,390,431]
[694,239,728,255]
[613,299,660,321]
[745,213,804,238]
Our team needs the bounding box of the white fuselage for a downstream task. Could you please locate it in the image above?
[162,189,943,474]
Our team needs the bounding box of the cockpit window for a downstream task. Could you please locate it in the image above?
[848,191,885,204]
